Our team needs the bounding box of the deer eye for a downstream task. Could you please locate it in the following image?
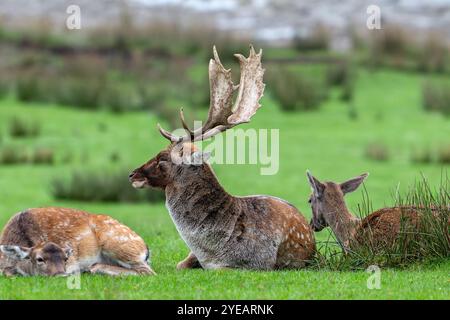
[36,257,45,264]
[308,198,312,204]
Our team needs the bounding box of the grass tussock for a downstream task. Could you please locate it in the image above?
[363,24,450,72]
[326,62,356,102]
[410,147,433,164]
[312,175,450,270]
[437,145,450,164]
[0,145,55,165]
[267,66,326,112]
[8,117,40,138]
[51,168,165,203]
[0,145,29,164]
[422,81,450,117]
[365,142,390,162]
[292,24,330,52]
[32,147,54,165]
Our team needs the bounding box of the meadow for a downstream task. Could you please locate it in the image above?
[0,65,449,299]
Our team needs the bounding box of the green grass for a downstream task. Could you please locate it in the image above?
[0,68,449,299]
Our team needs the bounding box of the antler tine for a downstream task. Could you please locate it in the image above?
[157,123,184,143]
[228,45,265,125]
[179,108,194,136]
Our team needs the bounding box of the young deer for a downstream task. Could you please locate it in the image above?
[306,171,424,252]
[0,207,155,276]
[129,46,315,270]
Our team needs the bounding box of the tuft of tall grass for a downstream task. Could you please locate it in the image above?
[365,24,419,70]
[326,63,351,87]
[365,142,389,162]
[411,147,433,164]
[292,25,330,52]
[8,117,41,138]
[0,145,29,165]
[312,175,450,270]
[437,145,450,164]
[0,77,10,99]
[16,72,48,103]
[0,145,56,165]
[422,81,450,117]
[267,66,326,112]
[417,33,449,73]
[32,147,54,165]
[101,82,142,113]
[51,168,165,203]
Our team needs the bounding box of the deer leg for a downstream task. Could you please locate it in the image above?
[128,262,157,275]
[177,252,202,270]
[89,263,140,276]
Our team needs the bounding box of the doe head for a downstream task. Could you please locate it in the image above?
[0,242,73,276]
[306,170,369,232]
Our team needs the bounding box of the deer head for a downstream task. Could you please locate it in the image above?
[0,242,72,276]
[306,171,369,232]
[129,46,265,190]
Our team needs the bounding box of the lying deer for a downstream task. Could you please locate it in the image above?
[0,207,155,276]
[306,171,428,252]
[129,46,315,270]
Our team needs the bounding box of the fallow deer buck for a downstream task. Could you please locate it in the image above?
[129,46,316,270]
[306,171,448,252]
[0,208,155,276]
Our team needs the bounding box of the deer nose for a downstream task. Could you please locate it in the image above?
[128,170,136,180]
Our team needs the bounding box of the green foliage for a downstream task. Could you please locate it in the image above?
[267,66,326,112]
[326,62,356,101]
[422,81,450,117]
[32,147,54,165]
[292,25,330,52]
[0,145,55,165]
[411,148,433,164]
[365,142,390,162]
[0,77,10,99]
[51,168,165,203]
[437,145,450,164]
[417,35,449,73]
[0,145,29,164]
[16,72,48,102]
[8,117,40,138]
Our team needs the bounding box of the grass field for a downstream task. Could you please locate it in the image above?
[0,68,449,299]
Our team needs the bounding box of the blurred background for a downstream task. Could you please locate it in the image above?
[0,0,449,242]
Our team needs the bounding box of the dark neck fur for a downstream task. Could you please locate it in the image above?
[165,164,235,227]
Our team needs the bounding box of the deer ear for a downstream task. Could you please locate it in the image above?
[191,151,211,165]
[306,170,325,197]
[0,245,31,260]
[340,173,369,194]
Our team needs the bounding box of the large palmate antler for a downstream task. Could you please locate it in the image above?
[158,45,265,142]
